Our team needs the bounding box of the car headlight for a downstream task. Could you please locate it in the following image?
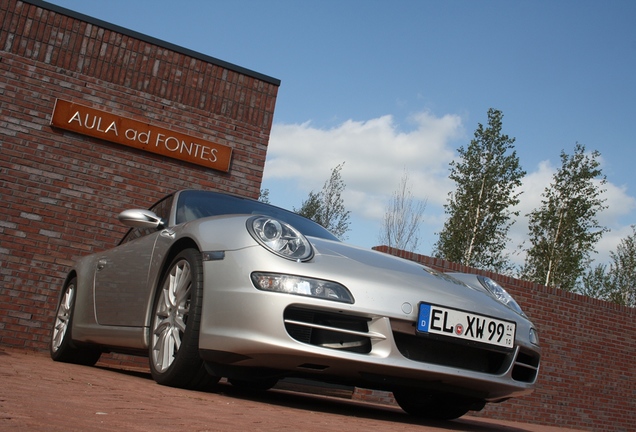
[251,272,354,304]
[247,216,314,261]
[477,275,526,317]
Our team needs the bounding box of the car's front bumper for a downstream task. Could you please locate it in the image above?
[198,247,540,402]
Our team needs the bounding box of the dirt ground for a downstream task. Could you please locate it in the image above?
[0,348,583,432]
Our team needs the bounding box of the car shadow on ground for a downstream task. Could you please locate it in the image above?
[94,363,536,432]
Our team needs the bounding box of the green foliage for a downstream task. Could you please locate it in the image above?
[522,143,608,291]
[580,226,636,306]
[296,191,322,220]
[578,263,613,300]
[434,108,525,273]
[378,171,427,251]
[296,163,351,240]
[258,188,270,204]
[578,226,636,306]
[607,225,636,306]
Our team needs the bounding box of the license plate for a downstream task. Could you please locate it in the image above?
[417,303,516,349]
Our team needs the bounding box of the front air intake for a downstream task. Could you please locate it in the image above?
[511,349,541,383]
[283,307,372,354]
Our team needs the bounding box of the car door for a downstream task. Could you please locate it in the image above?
[93,231,162,326]
[93,195,175,327]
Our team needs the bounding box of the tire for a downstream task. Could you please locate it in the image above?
[50,277,101,366]
[149,249,218,389]
[393,390,473,420]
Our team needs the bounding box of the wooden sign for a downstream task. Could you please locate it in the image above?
[50,99,232,172]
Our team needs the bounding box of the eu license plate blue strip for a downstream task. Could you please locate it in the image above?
[417,303,432,332]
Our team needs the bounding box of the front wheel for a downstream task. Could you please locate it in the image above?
[149,249,218,389]
[50,277,101,365]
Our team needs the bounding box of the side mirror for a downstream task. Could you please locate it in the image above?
[118,209,165,229]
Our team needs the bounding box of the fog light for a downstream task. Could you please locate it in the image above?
[529,328,539,346]
[251,272,354,304]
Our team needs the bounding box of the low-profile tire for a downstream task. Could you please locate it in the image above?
[393,390,472,420]
[50,277,101,366]
[149,248,218,389]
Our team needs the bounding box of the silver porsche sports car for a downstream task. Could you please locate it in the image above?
[50,189,540,420]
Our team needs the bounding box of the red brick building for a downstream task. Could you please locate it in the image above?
[0,0,279,348]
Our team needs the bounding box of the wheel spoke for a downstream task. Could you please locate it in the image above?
[174,314,187,333]
[151,259,192,372]
[51,285,74,352]
[170,327,182,351]
[155,327,172,371]
[173,265,190,302]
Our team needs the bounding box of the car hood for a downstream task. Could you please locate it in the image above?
[179,214,525,324]
[307,237,523,323]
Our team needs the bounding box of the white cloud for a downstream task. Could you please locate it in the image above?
[507,160,555,252]
[597,182,636,227]
[264,111,464,221]
[592,182,636,263]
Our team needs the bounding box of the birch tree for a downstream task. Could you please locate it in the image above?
[580,226,636,306]
[521,143,607,291]
[259,188,270,203]
[296,163,351,240]
[607,225,636,306]
[434,108,525,272]
[378,171,427,251]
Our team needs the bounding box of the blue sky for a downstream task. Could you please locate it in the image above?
[46,0,636,267]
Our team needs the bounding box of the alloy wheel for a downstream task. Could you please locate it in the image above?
[151,259,192,372]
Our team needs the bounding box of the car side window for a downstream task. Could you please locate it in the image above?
[150,195,173,224]
[119,195,174,245]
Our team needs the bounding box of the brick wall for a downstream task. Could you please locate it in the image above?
[0,1,279,350]
[373,246,635,432]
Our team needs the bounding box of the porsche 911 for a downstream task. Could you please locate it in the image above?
[50,189,541,419]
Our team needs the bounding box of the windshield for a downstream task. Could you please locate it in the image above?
[175,190,339,241]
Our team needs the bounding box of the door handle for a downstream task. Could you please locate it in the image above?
[160,229,176,239]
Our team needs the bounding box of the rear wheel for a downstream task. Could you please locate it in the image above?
[149,249,218,389]
[393,390,474,420]
[50,277,101,366]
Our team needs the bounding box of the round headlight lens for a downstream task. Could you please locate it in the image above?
[478,275,526,317]
[262,219,282,241]
[248,216,314,261]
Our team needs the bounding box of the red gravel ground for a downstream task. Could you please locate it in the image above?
[0,348,583,432]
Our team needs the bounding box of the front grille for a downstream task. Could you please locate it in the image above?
[284,307,372,354]
[511,349,540,383]
[392,331,511,374]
